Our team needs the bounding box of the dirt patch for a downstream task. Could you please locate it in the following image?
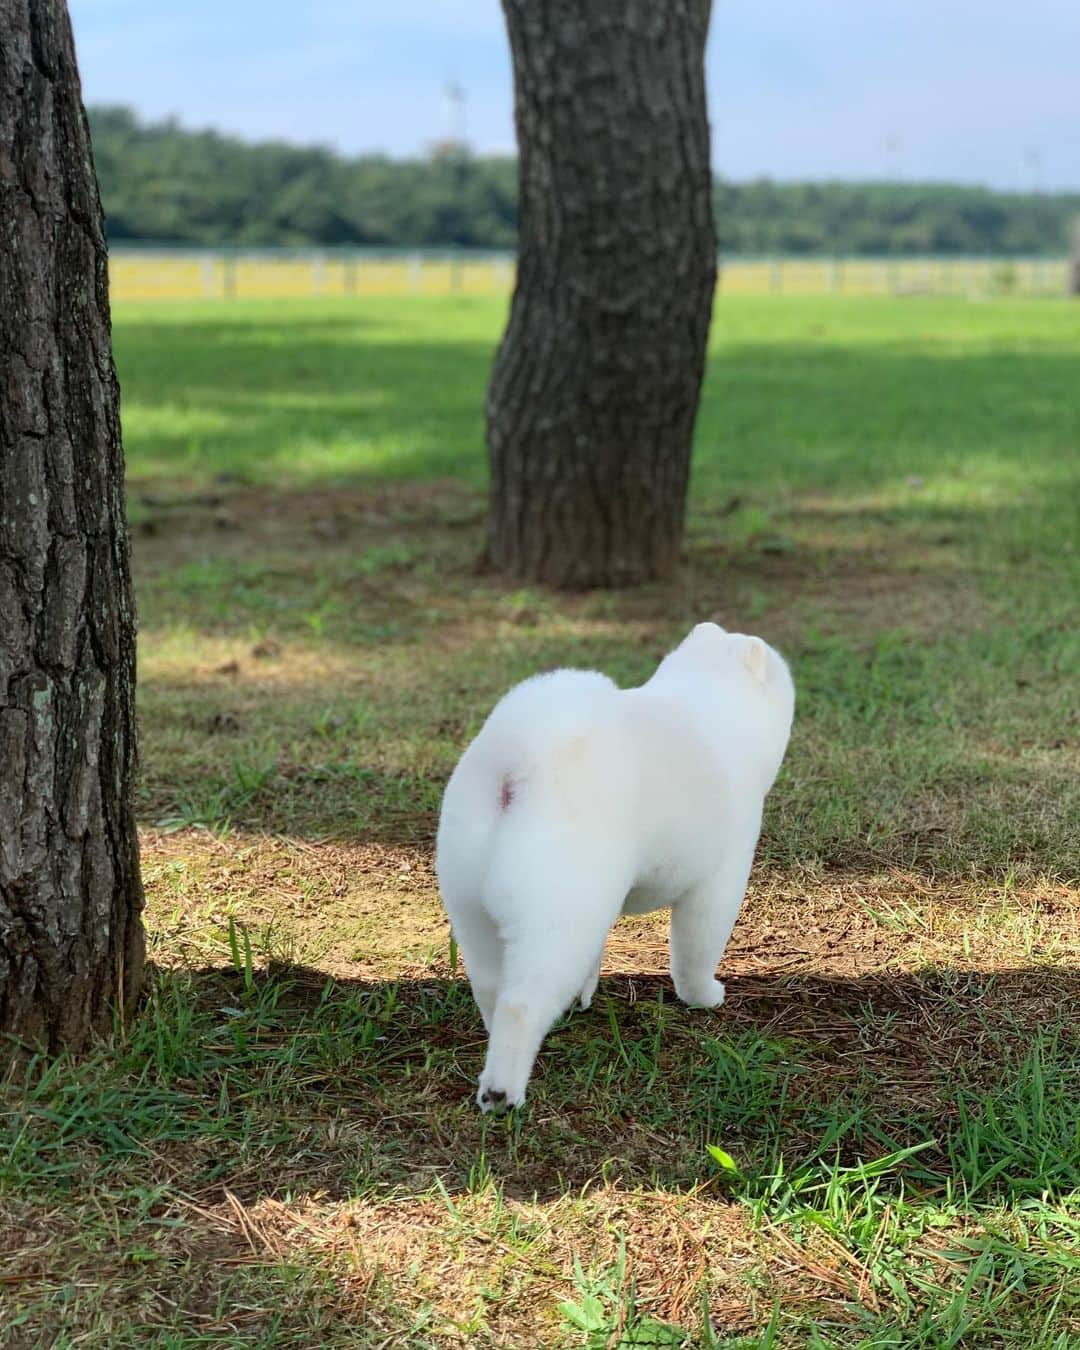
[142,829,445,975]
[141,829,1078,985]
[132,479,989,648]
[134,478,483,543]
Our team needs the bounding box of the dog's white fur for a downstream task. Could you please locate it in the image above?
[435,622,795,1111]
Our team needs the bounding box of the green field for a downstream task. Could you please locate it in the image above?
[3,296,1078,1346]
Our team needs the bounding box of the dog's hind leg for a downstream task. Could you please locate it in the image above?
[477,900,618,1112]
[450,902,503,1032]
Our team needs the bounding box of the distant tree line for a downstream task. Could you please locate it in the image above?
[89,106,1080,257]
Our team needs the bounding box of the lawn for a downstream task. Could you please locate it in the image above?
[2,295,1078,1347]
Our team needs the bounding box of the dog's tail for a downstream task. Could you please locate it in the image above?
[436,668,634,917]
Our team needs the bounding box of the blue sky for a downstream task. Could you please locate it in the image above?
[69,0,1079,191]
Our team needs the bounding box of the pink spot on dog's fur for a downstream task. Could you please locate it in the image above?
[499,777,514,811]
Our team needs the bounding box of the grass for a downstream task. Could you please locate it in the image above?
[2,294,1079,1345]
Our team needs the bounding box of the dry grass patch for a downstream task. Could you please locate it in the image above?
[142,828,1078,986]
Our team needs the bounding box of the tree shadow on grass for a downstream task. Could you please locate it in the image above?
[68,958,1078,1208]
[7,958,1077,1345]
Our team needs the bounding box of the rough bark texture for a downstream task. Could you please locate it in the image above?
[1,0,144,1054]
[486,0,716,588]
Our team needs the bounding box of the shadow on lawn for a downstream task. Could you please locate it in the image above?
[120,958,1080,1206]
[7,958,1077,1345]
[114,310,1080,511]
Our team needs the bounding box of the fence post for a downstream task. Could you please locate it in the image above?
[311,253,326,296]
[769,258,781,294]
[1069,222,1080,296]
[344,254,357,295]
[223,254,236,300]
[408,256,422,292]
[201,255,215,299]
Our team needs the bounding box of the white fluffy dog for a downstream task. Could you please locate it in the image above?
[435,622,795,1112]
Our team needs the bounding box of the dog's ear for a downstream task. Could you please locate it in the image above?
[740,636,769,683]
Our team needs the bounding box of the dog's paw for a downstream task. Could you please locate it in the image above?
[477,1081,523,1114]
[675,977,726,1009]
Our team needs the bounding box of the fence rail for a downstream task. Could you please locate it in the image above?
[106,249,1071,302]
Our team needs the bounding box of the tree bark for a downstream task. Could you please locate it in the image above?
[486,0,717,588]
[1,0,144,1054]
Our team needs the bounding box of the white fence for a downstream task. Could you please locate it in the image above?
[107,248,1072,302]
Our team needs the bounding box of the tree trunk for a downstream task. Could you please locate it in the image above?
[1,0,144,1055]
[486,0,717,588]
